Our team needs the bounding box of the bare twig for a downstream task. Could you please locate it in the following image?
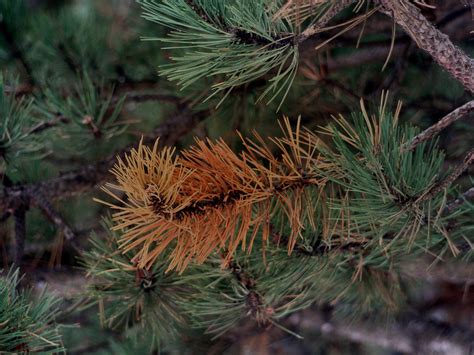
[300,5,472,71]
[377,0,474,93]
[28,115,71,135]
[123,92,180,105]
[406,100,474,151]
[419,149,474,203]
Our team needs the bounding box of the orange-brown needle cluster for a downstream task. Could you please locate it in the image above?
[98,119,332,272]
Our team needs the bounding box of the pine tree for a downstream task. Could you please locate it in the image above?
[1,0,473,354]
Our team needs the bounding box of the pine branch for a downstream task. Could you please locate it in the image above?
[99,118,326,271]
[284,1,471,68]
[0,107,206,212]
[81,227,190,348]
[184,0,294,47]
[289,308,474,354]
[0,268,65,353]
[406,100,474,151]
[314,10,473,72]
[27,91,180,136]
[419,149,474,202]
[377,0,474,93]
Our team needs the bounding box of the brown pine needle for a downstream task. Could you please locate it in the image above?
[97,119,331,272]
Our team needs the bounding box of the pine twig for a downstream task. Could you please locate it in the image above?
[28,115,71,135]
[29,189,75,241]
[227,260,273,326]
[406,100,474,151]
[302,6,472,71]
[297,0,357,43]
[419,149,474,203]
[443,187,474,215]
[183,0,295,47]
[377,0,474,93]
[26,92,180,136]
[123,92,180,105]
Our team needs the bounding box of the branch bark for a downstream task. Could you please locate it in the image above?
[443,187,474,215]
[419,149,474,202]
[28,115,71,135]
[406,100,474,151]
[377,0,474,93]
[29,189,75,241]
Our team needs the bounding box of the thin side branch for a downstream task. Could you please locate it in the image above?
[406,100,474,151]
[377,0,474,93]
[27,92,180,136]
[419,149,474,202]
[297,0,357,43]
[29,189,75,241]
[123,92,180,105]
[443,187,474,215]
[28,115,71,135]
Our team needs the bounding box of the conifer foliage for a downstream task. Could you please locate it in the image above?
[0,268,64,353]
[98,118,330,272]
[1,0,473,353]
